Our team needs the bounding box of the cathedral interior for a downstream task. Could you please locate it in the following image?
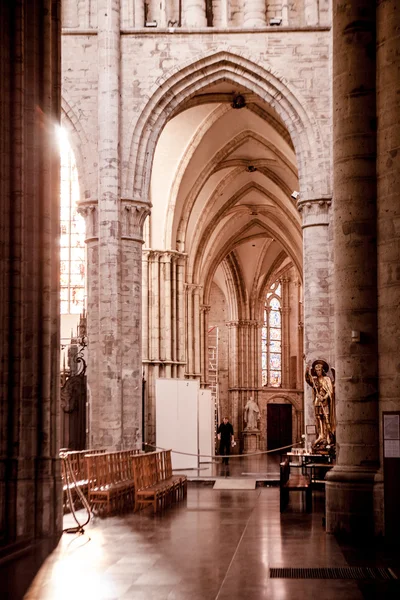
[1,1,400,598]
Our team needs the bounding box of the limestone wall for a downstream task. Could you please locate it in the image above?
[62,30,331,201]
[61,0,330,29]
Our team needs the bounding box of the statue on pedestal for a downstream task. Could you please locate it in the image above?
[305,359,335,453]
[244,397,260,430]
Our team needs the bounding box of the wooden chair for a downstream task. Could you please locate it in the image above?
[280,457,312,513]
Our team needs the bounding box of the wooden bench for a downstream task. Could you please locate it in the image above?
[280,457,312,513]
[61,449,106,511]
[131,450,187,514]
[85,449,141,516]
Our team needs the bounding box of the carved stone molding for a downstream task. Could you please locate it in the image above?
[297,197,332,228]
[227,320,259,328]
[77,201,98,241]
[144,249,187,263]
[121,199,151,243]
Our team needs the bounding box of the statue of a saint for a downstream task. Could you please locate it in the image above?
[244,397,260,430]
[305,360,335,451]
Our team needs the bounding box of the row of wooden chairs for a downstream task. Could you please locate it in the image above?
[85,449,142,515]
[61,448,106,510]
[131,450,187,514]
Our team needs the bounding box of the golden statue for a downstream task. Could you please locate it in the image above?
[305,359,335,453]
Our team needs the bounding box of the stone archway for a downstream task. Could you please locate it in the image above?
[124,50,330,205]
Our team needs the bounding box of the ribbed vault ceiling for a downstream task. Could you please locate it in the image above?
[150,83,302,314]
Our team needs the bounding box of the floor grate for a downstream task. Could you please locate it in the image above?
[269,567,398,580]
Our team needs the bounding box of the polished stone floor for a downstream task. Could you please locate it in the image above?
[1,455,399,599]
[178,452,281,482]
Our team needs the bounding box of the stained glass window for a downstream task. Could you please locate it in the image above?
[261,280,282,387]
[59,129,85,315]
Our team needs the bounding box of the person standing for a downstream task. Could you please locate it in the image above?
[217,417,234,465]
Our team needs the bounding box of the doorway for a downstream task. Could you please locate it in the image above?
[267,403,292,451]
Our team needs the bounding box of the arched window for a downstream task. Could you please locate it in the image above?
[59,129,85,315]
[261,280,282,387]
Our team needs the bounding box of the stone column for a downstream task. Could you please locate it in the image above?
[77,202,99,443]
[160,252,173,377]
[376,0,400,535]
[281,277,291,388]
[171,256,177,378]
[95,0,122,448]
[182,0,207,27]
[176,255,186,378]
[142,250,150,365]
[0,0,61,556]
[243,0,267,28]
[297,198,333,427]
[294,279,304,389]
[193,285,202,378]
[326,0,379,536]
[134,0,145,28]
[304,0,318,26]
[212,0,228,28]
[185,284,194,375]
[227,321,240,438]
[121,200,150,448]
[281,1,289,26]
[200,305,209,386]
[249,321,258,390]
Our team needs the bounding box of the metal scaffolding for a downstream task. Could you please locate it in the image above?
[208,326,219,436]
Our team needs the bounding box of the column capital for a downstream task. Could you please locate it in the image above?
[200,304,211,314]
[185,283,202,292]
[297,196,332,228]
[77,200,98,241]
[121,198,151,243]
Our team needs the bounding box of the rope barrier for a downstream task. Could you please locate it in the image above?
[61,453,92,535]
[143,440,304,460]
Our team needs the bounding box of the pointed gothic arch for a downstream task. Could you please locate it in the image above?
[124,50,330,204]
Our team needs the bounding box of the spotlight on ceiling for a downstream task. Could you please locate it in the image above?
[291,191,300,200]
[232,94,246,109]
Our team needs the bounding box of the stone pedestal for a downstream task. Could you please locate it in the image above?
[242,430,261,454]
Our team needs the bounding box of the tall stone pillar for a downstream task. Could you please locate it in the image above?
[121,200,150,447]
[376,0,400,535]
[200,305,211,386]
[243,0,267,28]
[227,321,239,429]
[281,277,291,388]
[182,0,207,27]
[294,279,304,389]
[95,0,122,448]
[0,0,62,560]
[77,202,99,444]
[326,0,379,536]
[176,255,187,379]
[297,198,333,427]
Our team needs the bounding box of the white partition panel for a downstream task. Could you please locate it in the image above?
[156,379,199,469]
[198,389,213,463]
